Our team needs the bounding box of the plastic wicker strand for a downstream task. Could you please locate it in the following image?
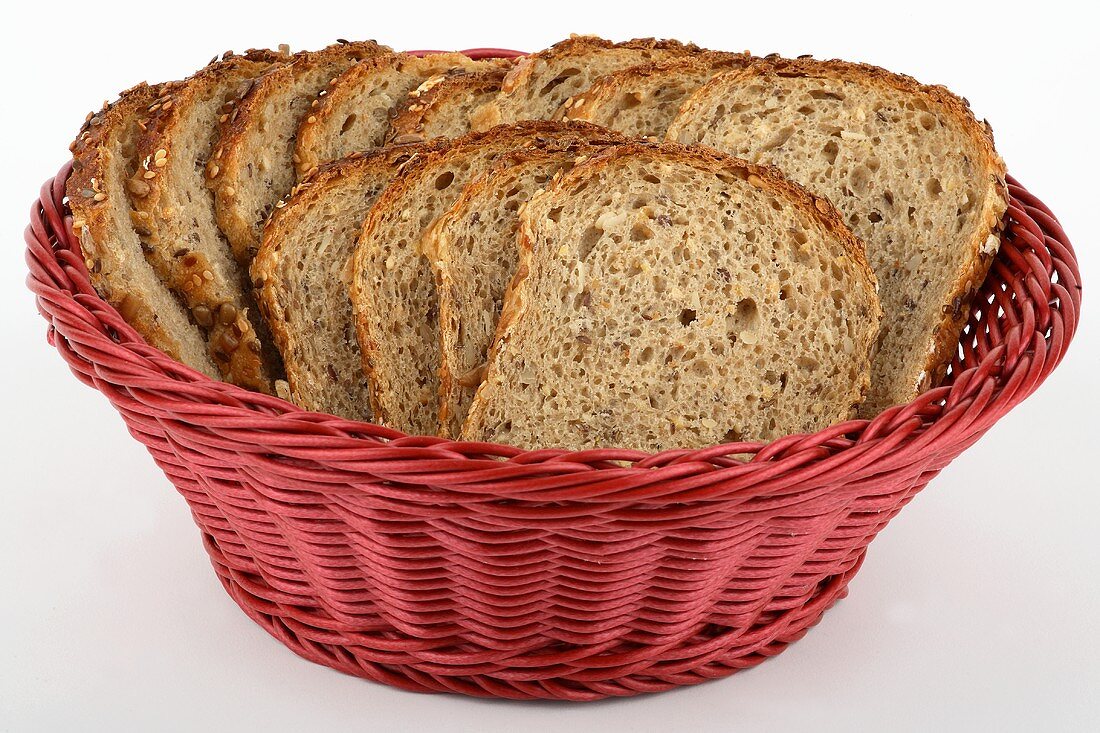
[27,127,1080,699]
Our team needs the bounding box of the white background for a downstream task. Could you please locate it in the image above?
[2,1,1097,730]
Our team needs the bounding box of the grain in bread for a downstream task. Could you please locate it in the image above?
[130,51,289,392]
[428,146,608,437]
[68,84,219,378]
[470,36,701,131]
[386,69,507,144]
[351,121,627,435]
[462,143,882,451]
[564,52,750,137]
[667,57,1007,415]
[253,142,443,418]
[294,53,505,177]
[207,40,390,267]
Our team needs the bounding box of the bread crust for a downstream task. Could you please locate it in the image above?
[386,68,507,144]
[253,140,448,412]
[563,51,751,129]
[671,56,1008,405]
[350,120,629,433]
[472,36,703,130]
[462,141,882,441]
[207,40,390,266]
[498,36,703,95]
[130,50,289,393]
[294,52,508,178]
[68,83,219,375]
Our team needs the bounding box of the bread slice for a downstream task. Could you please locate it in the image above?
[462,143,882,451]
[68,84,219,379]
[253,142,443,418]
[386,68,507,144]
[207,40,390,267]
[470,36,701,131]
[351,121,627,435]
[564,52,750,137]
[129,51,289,392]
[428,146,609,438]
[293,52,505,178]
[667,57,1008,415]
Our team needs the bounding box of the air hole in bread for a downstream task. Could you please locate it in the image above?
[340,114,357,134]
[540,68,581,96]
[925,177,943,196]
[579,226,602,257]
[679,308,697,326]
[619,92,643,110]
[822,140,839,165]
[796,355,819,372]
[809,89,845,101]
[434,171,456,190]
[631,221,654,242]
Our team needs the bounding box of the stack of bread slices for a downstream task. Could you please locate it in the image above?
[68,36,1007,452]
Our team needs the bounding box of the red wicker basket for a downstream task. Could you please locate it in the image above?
[25,49,1082,700]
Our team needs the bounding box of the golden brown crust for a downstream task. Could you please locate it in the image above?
[130,50,289,392]
[253,140,449,409]
[386,68,508,144]
[294,52,508,178]
[67,83,196,364]
[350,120,629,430]
[499,36,703,94]
[206,40,390,265]
[470,36,704,131]
[563,51,751,125]
[463,141,883,438]
[676,56,1008,401]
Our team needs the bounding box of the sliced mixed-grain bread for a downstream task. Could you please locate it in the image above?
[470,36,702,131]
[564,52,751,137]
[253,141,444,418]
[427,145,608,438]
[68,84,219,379]
[462,143,882,451]
[207,40,390,267]
[351,121,627,435]
[386,68,508,144]
[130,50,290,392]
[666,57,1008,416]
[293,52,507,178]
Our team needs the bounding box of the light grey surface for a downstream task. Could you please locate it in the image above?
[2,2,1097,730]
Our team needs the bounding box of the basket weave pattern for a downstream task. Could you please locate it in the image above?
[26,155,1080,699]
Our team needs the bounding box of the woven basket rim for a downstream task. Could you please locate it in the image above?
[26,120,1082,492]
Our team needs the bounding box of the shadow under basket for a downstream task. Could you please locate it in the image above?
[26,73,1082,700]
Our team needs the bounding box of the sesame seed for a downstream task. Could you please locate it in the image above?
[93,192,106,202]
[143,171,157,179]
[154,158,167,168]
